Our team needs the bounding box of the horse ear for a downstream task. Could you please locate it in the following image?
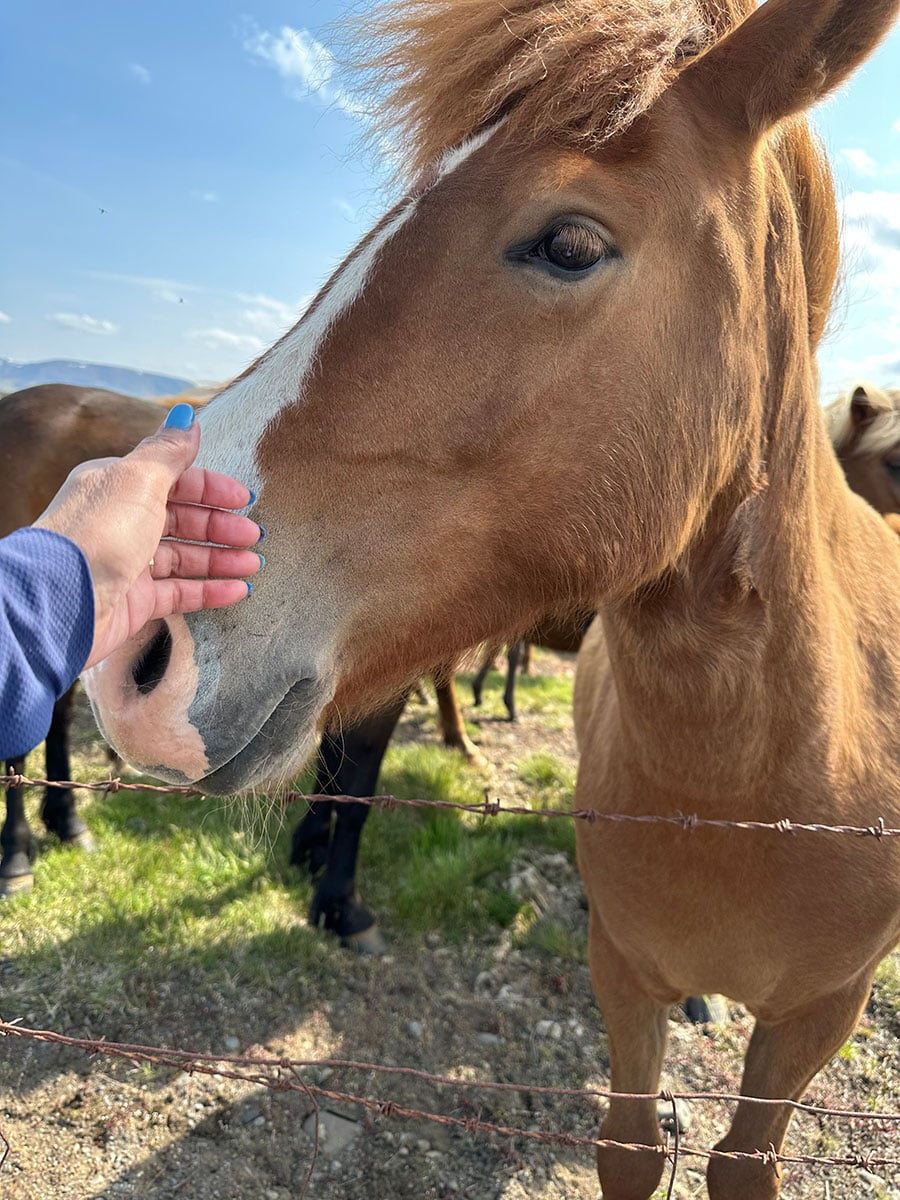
[850,383,893,429]
[676,0,899,139]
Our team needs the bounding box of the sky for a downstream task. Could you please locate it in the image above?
[1,1,899,397]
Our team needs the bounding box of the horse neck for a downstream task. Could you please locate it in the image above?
[599,375,878,806]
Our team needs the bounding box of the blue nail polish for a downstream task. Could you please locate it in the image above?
[257,524,267,542]
[257,554,266,569]
[247,489,257,507]
[165,403,195,430]
[246,580,253,595]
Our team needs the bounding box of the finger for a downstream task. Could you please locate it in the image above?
[164,504,262,546]
[168,466,254,511]
[125,411,202,485]
[151,577,252,619]
[151,542,263,580]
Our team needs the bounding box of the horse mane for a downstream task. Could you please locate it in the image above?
[825,383,900,457]
[349,0,838,343]
[351,0,718,180]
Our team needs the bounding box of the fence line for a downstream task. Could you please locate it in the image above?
[2,1021,899,1199]
[3,773,899,841]
[4,771,899,1194]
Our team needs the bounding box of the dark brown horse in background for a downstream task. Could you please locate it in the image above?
[0,385,168,895]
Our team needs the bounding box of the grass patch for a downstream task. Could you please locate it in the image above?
[2,691,581,1020]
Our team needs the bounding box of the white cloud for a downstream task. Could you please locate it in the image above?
[233,291,309,337]
[191,190,219,203]
[0,311,11,324]
[129,63,151,85]
[335,199,358,222]
[840,148,879,177]
[87,270,202,295]
[50,312,118,336]
[186,328,265,352]
[242,24,364,118]
[843,190,900,253]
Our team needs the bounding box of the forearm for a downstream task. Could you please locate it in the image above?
[0,528,94,760]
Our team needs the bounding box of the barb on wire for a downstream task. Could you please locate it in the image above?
[2,774,899,841]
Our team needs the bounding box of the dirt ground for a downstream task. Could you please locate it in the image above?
[2,653,899,1200]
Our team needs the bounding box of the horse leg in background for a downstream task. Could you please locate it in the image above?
[298,692,409,955]
[40,686,95,851]
[471,644,499,707]
[433,671,486,765]
[1,757,35,896]
[503,640,527,722]
[520,642,533,675]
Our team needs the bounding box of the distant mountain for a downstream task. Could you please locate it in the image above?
[0,358,194,399]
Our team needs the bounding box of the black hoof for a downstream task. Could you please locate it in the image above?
[0,872,34,898]
[67,830,97,853]
[340,924,387,956]
[683,994,728,1025]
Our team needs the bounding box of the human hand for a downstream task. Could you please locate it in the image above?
[34,403,262,670]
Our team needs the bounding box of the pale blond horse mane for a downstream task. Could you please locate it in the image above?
[825,382,900,457]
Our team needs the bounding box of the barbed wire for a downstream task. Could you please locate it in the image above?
[3,774,899,841]
[2,1021,899,1199]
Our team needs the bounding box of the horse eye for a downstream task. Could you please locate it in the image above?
[532,222,610,273]
[885,460,900,478]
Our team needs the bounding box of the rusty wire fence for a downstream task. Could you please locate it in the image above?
[2,771,900,1198]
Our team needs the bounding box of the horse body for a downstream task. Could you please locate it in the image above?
[84,1,900,1195]
[0,385,165,893]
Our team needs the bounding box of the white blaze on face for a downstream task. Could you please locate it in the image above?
[196,124,502,493]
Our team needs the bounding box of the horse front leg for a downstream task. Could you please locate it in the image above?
[503,641,525,721]
[304,693,408,954]
[1,757,35,896]
[588,908,671,1200]
[707,967,878,1200]
[40,687,94,851]
[433,670,486,765]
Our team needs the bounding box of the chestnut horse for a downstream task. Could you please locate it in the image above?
[85,2,900,1196]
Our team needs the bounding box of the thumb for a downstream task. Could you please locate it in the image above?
[127,403,201,489]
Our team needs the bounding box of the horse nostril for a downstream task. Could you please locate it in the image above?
[131,625,173,695]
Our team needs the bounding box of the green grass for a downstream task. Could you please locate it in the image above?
[1,695,580,1022]
[455,661,575,728]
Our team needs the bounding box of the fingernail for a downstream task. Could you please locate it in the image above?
[165,403,195,430]
[247,488,257,507]
[257,524,267,542]
[257,554,266,569]
[246,581,253,595]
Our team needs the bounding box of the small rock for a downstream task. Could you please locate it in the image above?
[658,1097,692,1135]
[534,1020,562,1040]
[238,1104,263,1125]
[425,932,441,948]
[474,970,496,995]
[302,1111,361,1153]
[223,1036,241,1052]
[496,985,527,1010]
[398,1145,410,1157]
[415,1138,431,1153]
[477,1032,503,1046]
[407,1020,424,1039]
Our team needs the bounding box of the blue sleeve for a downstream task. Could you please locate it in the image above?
[0,528,95,761]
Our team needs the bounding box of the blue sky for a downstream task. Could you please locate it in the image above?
[2,1,899,397]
